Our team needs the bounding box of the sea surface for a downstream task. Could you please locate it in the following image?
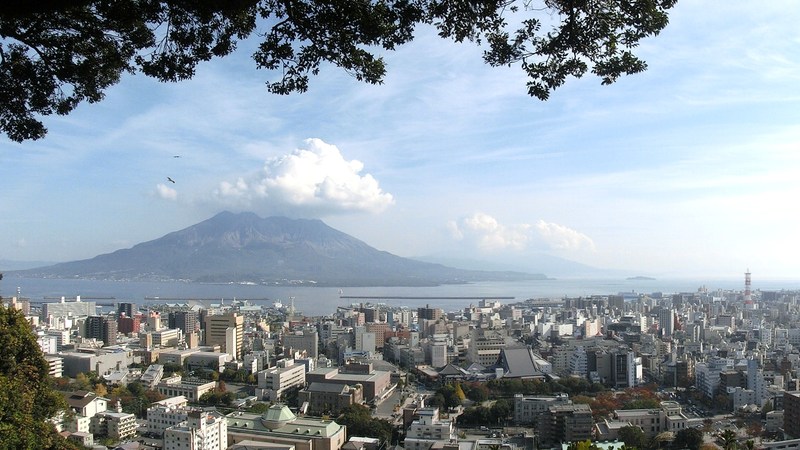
[3,275,799,317]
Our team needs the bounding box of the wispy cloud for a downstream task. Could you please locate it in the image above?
[212,139,394,217]
[156,183,178,201]
[448,213,595,254]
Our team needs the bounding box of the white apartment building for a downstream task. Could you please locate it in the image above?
[153,328,182,347]
[38,334,59,354]
[256,358,307,402]
[164,410,228,450]
[404,408,455,450]
[569,347,588,376]
[46,355,64,378]
[46,329,71,350]
[90,410,137,441]
[147,396,192,436]
[695,358,734,399]
[429,342,448,368]
[354,326,376,353]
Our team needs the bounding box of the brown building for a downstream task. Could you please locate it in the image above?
[117,314,140,335]
[298,382,364,416]
[417,305,443,322]
[305,363,391,403]
[719,370,747,392]
[783,391,800,438]
[204,313,244,359]
[85,315,117,346]
[365,323,389,350]
[535,403,593,446]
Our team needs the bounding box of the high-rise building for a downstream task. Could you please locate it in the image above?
[657,307,675,337]
[610,350,637,388]
[85,315,117,346]
[417,304,443,322]
[117,302,136,318]
[784,391,800,438]
[283,327,319,359]
[117,314,140,334]
[204,313,244,359]
[535,404,593,447]
[171,310,198,335]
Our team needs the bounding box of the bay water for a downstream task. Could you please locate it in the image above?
[3,275,799,317]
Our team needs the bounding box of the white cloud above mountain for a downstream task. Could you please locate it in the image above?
[213,139,394,217]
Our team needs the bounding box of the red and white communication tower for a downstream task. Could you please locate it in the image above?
[744,269,755,309]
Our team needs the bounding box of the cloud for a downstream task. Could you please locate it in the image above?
[156,184,178,201]
[449,213,595,253]
[213,138,394,216]
[534,220,597,252]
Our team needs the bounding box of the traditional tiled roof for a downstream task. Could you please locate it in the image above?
[496,347,545,379]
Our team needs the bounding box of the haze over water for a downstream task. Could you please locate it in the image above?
[4,276,800,317]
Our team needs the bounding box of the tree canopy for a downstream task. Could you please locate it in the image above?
[337,404,395,444]
[0,304,79,449]
[1,0,675,142]
[672,427,704,450]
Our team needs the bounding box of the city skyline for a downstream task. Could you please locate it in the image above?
[2,1,799,279]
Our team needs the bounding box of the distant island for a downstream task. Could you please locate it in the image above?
[627,276,656,280]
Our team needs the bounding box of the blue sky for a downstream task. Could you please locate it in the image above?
[2,1,799,279]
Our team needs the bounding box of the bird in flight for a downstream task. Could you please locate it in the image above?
[167,177,175,183]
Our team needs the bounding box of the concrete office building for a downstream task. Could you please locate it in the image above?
[283,328,319,359]
[404,408,455,450]
[157,376,217,402]
[256,358,307,402]
[305,362,391,403]
[171,310,198,335]
[205,313,244,360]
[513,393,572,425]
[42,297,97,320]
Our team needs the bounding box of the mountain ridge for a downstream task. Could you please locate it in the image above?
[12,211,548,287]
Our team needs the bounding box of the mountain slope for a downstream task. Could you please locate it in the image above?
[15,211,547,286]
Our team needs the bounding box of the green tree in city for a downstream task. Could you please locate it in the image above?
[618,425,648,450]
[489,398,511,425]
[718,429,739,450]
[1,0,676,142]
[337,404,394,444]
[672,427,704,450]
[0,304,81,449]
